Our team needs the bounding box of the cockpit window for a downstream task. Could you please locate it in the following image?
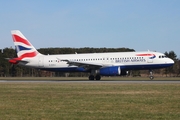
[159,55,167,58]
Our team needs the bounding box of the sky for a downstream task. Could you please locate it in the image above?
[0,0,180,57]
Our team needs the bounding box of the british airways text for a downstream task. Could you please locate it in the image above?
[115,59,146,63]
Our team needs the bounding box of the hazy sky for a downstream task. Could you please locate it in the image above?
[0,0,180,57]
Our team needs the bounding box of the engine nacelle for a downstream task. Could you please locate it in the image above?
[99,66,127,76]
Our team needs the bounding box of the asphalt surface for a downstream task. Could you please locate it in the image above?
[0,80,180,84]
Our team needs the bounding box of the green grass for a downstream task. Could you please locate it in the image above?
[0,83,180,120]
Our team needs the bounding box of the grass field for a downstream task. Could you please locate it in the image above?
[0,82,180,120]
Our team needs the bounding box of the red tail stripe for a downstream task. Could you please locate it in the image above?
[12,35,31,46]
[19,51,37,59]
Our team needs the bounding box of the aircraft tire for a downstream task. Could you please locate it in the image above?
[95,75,101,80]
[149,76,154,80]
[89,75,94,80]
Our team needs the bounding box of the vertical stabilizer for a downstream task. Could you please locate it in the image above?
[11,30,40,58]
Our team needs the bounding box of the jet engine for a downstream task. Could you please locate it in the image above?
[99,66,127,76]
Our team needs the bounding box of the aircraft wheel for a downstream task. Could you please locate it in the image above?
[95,75,101,80]
[149,70,154,80]
[149,76,154,80]
[89,75,94,80]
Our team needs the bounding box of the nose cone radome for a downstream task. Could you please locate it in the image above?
[167,58,174,65]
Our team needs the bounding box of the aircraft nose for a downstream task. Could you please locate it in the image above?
[168,58,174,64]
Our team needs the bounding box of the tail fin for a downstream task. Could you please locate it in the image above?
[11,30,40,58]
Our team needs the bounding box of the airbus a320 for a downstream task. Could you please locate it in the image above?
[7,30,174,80]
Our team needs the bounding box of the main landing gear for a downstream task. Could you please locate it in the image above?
[88,69,101,80]
[89,75,101,80]
[149,70,154,80]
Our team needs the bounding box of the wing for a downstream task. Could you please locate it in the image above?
[57,58,112,70]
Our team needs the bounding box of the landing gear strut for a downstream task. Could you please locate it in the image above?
[149,70,154,80]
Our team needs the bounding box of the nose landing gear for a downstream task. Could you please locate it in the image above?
[149,70,154,80]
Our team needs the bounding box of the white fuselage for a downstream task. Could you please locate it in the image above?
[20,51,174,72]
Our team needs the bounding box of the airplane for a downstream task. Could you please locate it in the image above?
[7,30,174,80]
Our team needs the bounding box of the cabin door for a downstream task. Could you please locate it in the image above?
[147,57,153,63]
[38,56,44,67]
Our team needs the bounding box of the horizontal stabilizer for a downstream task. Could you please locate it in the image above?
[5,58,29,64]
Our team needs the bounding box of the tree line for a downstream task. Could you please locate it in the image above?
[0,47,179,77]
